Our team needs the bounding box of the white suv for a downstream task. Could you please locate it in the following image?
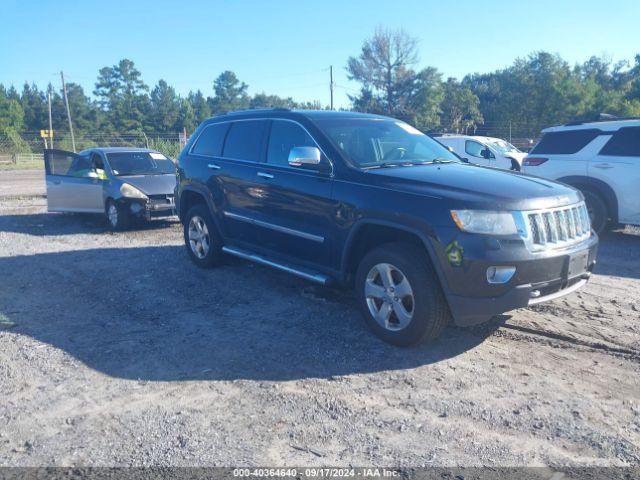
[436,135,526,171]
[523,118,640,232]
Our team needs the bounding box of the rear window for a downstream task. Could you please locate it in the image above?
[222,120,268,161]
[530,129,601,155]
[192,122,229,157]
[599,127,640,157]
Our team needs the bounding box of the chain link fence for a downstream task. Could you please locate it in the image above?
[0,131,187,169]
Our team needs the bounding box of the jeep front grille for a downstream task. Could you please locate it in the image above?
[522,202,590,251]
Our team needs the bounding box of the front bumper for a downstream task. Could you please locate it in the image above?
[439,232,598,326]
[119,194,177,220]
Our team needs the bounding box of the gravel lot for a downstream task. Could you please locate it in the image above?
[0,173,639,467]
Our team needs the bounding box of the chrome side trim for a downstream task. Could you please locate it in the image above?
[223,211,325,243]
[528,278,588,305]
[222,246,328,284]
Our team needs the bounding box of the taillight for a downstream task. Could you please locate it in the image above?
[523,157,548,166]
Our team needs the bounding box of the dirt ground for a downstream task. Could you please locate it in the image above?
[0,177,639,467]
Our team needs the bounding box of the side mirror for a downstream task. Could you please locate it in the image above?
[480,148,492,159]
[288,146,321,167]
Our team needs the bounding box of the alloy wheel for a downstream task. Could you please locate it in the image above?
[188,215,210,259]
[364,262,415,331]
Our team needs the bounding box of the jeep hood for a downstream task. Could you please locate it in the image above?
[119,174,176,196]
[365,162,582,211]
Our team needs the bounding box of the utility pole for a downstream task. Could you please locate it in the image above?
[60,71,76,152]
[47,90,53,149]
[329,65,334,110]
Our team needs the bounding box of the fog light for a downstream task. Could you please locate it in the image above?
[486,266,516,284]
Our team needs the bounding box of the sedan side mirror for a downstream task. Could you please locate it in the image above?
[288,146,321,167]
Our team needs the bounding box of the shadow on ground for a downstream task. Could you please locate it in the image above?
[0,211,177,236]
[0,239,507,381]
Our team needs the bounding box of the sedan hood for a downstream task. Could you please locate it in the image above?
[365,162,582,211]
[119,174,176,196]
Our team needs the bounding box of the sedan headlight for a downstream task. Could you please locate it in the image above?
[120,183,147,199]
[450,210,517,235]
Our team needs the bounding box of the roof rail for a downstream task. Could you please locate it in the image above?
[564,113,640,126]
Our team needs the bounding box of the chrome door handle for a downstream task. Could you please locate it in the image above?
[208,163,221,170]
[257,172,274,179]
[594,163,613,169]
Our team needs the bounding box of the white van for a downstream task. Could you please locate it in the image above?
[436,135,526,171]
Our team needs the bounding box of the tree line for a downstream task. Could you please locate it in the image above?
[1,27,639,153]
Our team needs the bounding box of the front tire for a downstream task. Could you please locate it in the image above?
[184,204,223,268]
[106,199,130,231]
[355,242,450,346]
[582,189,608,234]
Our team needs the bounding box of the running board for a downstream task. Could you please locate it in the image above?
[222,246,329,285]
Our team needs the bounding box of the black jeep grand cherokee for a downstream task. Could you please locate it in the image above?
[176,109,598,346]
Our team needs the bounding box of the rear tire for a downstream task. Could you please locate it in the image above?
[184,204,223,268]
[582,189,608,234]
[355,242,450,346]
[106,199,130,231]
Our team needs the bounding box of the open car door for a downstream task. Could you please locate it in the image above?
[44,149,104,213]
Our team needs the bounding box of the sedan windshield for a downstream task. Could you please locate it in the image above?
[314,118,459,168]
[487,139,521,155]
[106,152,176,176]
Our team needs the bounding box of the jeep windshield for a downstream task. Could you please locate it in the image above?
[314,118,459,168]
[106,152,176,176]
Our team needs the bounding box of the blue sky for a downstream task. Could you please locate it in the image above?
[1,0,639,108]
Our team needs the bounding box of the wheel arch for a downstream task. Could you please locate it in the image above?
[556,175,619,223]
[178,186,209,222]
[341,219,450,295]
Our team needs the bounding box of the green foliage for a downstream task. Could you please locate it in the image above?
[210,71,250,114]
[150,80,180,132]
[1,127,31,154]
[2,46,640,158]
[440,78,483,133]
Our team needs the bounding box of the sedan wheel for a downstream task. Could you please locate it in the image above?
[188,215,210,259]
[365,262,415,331]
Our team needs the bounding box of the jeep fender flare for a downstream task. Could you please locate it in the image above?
[341,218,453,299]
[556,175,619,223]
[178,184,225,235]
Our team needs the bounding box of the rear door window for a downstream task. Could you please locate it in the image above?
[530,129,601,155]
[599,127,640,157]
[191,122,230,157]
[222,120,268,162]
[267,120,316,166]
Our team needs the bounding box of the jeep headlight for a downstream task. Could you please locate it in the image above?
[120,183,147,199]
[450,210,517,235]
